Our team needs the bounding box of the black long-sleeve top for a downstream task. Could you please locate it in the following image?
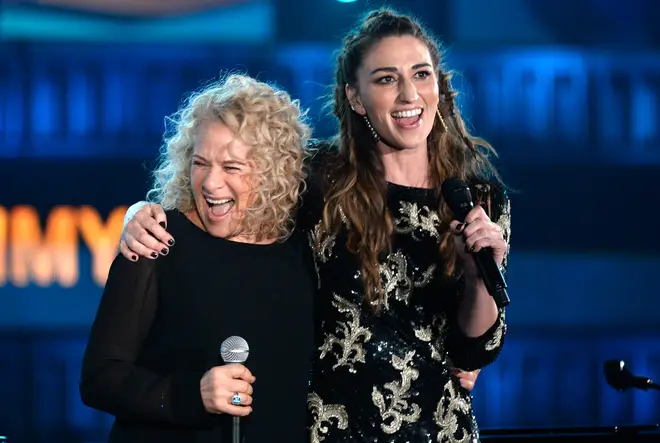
[300,146,510,443]
[80,210,316,442]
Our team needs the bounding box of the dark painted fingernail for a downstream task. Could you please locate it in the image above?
[167,239,175,246]
[161,248,168,255]
[469,245,476,252]
[151,252,158,258]
[159,221,166,229]
[131,255,137,262]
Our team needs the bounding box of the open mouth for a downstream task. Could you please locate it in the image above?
[205,197,235,218]
[390,107,423,128]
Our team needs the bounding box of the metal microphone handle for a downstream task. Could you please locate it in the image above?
[232,415,240,443]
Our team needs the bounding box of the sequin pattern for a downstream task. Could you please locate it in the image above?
[416,313,448,362]
[372,350,422,434]
[394,201,443,240]
[319,294,373,371]
[485,309,506,352]
[305,179,510,442]
[494,198,512,270]
[308,392,349,443]
[434,378,473,443]
[379,251,436,310]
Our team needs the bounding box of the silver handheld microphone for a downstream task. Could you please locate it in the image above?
[220,336,250,443]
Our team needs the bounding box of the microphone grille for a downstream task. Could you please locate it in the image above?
[441,177,468,194]
[220,336,250,364]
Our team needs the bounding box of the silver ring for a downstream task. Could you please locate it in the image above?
[231,392,241,406]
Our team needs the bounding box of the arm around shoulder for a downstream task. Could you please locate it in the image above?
[123,201,151,226]
[120,203,174,260]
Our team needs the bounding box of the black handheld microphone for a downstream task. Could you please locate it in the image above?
[220,336,250,443]
[441,178,510,308]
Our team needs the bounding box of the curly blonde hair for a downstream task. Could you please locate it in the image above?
[147,73,311,242]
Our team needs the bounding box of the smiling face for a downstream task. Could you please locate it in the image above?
[347,35,440,152]
[190,120,254,240]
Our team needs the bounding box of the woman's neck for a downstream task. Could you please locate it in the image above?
[378,142,431,189]
[185,209,277,244]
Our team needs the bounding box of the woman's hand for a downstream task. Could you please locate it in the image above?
[120,202,174,260]
[452,367,480,391]
[448,358,480,391]
[449,205,507,278]
[200,364,256,416]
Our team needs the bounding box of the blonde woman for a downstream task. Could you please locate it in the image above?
[80,74,315,442]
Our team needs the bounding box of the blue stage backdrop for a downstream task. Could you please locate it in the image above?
[1,14,660,442]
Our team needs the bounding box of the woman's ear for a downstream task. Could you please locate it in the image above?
[345,83,366,116]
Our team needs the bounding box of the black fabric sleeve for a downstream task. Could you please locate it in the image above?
[445,184,510,371]
[79,254,218,427]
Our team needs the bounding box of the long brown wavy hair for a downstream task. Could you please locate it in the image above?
[317,8,502,306]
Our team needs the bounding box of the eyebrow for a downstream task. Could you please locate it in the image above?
[369,63,433,76]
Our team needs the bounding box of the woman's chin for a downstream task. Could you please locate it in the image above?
[199,212,235,239]
[204,223,232,239]
[379,136,428,152]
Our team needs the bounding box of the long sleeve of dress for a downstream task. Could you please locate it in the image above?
[445,185,511,371]
[79,254,218,428]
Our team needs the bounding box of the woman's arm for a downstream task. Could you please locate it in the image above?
[444,187,511,371]
[79,254,217,427]
[120,202,174,260]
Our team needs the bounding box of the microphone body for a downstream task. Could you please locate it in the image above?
[232,417,240,443]
[441,178,510,308]
[220,336,250,443]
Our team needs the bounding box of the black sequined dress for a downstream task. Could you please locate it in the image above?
[300,154,511,443]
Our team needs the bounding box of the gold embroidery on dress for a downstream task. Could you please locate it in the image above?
[430,341,443,362]
[394,201,443,240]
[495,198,512,269]
[380,252,412,308]
[416,264,436,288]
[308,220,337,288]
[319,294,373,372]
[379,251,437,310]
[414,326,433,342]
[415,314,448,362]
[431,313,448,362]
[371,351,422,434]
[308,392,349,443]
[434,378,472,443]
[415,320,445,362]
[309,220,336,264]
[485,308,506,351]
